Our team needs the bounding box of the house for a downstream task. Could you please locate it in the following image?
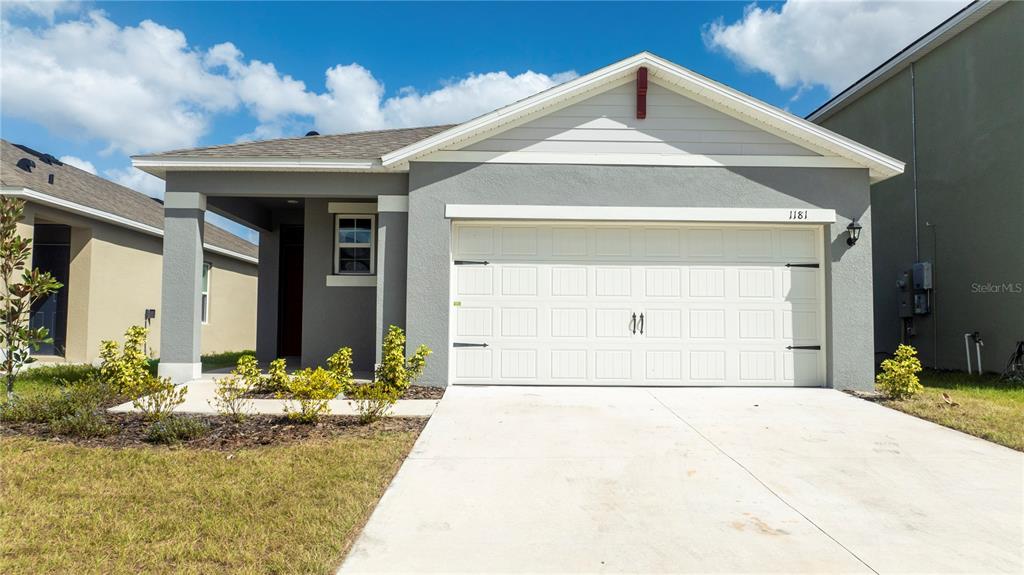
[0,139,259,363]
[808,0,1022,373]
[132,52,903,388]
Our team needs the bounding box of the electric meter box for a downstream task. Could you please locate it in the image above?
[912,262,932,290]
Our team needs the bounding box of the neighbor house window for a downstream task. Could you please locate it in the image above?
[335,215,375,274]
[201,262,211,323]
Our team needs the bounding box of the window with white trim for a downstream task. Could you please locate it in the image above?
[201,262,211,323]
[335,215,375,274]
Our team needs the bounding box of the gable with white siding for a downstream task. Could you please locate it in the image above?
[452,81,820,158]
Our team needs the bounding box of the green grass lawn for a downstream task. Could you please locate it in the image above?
[5,364,98,398]
[0,431,419,574]
[881,370,1024,451]
[6,350,253,400]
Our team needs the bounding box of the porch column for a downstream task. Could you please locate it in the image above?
[374,195,409,363]
[158,192,206,383]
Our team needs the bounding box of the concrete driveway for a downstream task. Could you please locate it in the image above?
[340,387,1023,574]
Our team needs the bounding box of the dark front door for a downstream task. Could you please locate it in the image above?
[277,225,303,357]
[30,224,71,356]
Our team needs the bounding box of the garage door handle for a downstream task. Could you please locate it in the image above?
[453,342,489,348]
[785,263,820,268]
[630,313,637,334]
[454,260,489,266]
[786,345,821,350]
[638,313,645,335]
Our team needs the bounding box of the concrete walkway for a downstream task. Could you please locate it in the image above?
[109,378,438,417]
[340,386,1023,574]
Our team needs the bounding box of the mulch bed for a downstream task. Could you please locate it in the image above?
[243,385,445,401]
[0,414,427,451]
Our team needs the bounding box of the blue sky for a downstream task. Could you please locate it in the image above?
[0,1,968,241]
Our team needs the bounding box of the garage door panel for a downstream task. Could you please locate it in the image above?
[595,267,632,296]
[551,266,588,296]
[595,308,633,338]
[457,267,493,295]
[456,307,493,337]
[689,268,726,297]
[595,350,632,380]
[551,308,587,337]
[451,221,825,386]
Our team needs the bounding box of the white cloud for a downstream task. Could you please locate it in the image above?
[106,165,164,198]
[58,155,96,174]
[705,0,970,94]
[2,11,575,155]
[209,46,577,135]
[1,11,237,155]
[0,1,82,23]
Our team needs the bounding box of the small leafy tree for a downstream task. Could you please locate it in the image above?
[280,367,344,423]
[0,197,63,398]
[876,344,924,400]
[211,354,259,422]
[347,326,431,423]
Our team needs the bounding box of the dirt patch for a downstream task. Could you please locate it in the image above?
[243,384,445,401]
[0,413,427,450]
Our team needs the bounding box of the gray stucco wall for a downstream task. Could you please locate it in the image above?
[407,162,874,389]
[160,207,205,365]
[302,199,377,371]
[375,211,409,361]
[818,2,1023,371]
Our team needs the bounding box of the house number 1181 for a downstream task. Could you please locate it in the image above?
[788,210,808,220]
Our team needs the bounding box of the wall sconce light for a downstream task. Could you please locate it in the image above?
[846,220,863,246]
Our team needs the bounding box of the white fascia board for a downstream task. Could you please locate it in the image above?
[445,204,837,224]
[1,187,258,264]
[420,151,862,170]
[131,156,384,178]
[808,1,1001,123]
[384,51,904,183]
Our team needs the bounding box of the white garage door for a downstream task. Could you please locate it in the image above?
[449,221,826,386]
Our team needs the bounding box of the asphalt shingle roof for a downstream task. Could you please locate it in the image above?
[0,139,258,260]
[138,125,455,160]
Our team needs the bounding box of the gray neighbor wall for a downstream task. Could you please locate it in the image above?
[407,163,875,389]
[817,2,1023,372]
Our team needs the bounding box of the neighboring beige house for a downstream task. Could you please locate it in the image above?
[0,139,258,363]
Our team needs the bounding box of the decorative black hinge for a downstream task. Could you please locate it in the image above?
[453,342,489,348]
[786,345,822,350]
[786,263,820,268]
[454,260,489,266]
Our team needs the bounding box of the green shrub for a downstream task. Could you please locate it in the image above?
[280,367,344,423]
[263,357,290,393]
[211,355,258,422]
[145,416,209,445]
[51,407,113,438]
[346,326,431,423]
[51,376,115,437]
[99,326,153,397]
[132,376,187,421]
[0,393,61,423]
[876,344,924,400]
[2,374,116,437]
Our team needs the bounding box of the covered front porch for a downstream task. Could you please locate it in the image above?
[155,171,411,383]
